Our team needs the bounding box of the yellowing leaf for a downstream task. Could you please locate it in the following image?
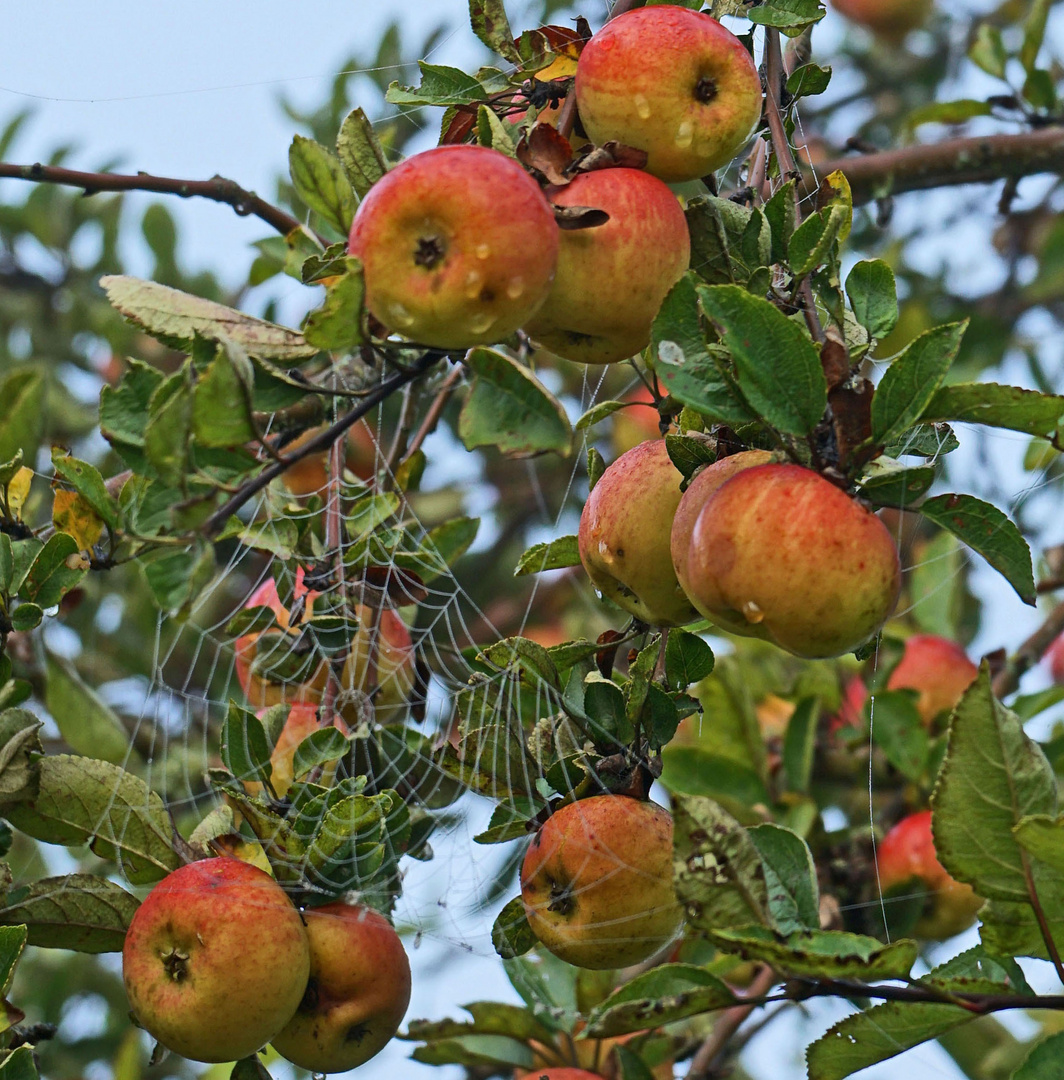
[52,490,104,551]
[6,467,33,519]
[824,169,853,243]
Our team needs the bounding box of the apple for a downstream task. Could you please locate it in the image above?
[579,440,698,627]
[339,604,416,719]
[234,570,329,709]
[243,704,349,799]
[669,450,774,609]
[271,902,411,1074]
[348,145,559,350]
[521,795,683,970]
[525,168,690,365]
[278,421,377,497]
[611,386,663,457]
[575,7,763,182]
[829,0,932,38]
[681,464,902,658]
[122,857,310,1063]
[516,1072,602,1080]
[529,1023,672,1080]
[878,810,983,940]
[1045,632,1064,684]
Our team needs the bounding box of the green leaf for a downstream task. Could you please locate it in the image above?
[969,23,1007,78]
[407,517,480,582]
[412,1034,534,1070]
[405,1001,559,1049]
[191,341,257,448]
[920,493,1035,605]
[789,205,847,277]
[459,349,571,457]
[664,630,715,691]
[8,605,40,633]
[220,705,273,789]
[386,62,488,107]
[1015,1033,1064,1079]
[685,195,759,286]
[857,458,936,509]
[1021,0,1051,73]
[921,382,1064,441]
[0,873,138,953]
[908,99,994,128]
[710,925,917,980]
[660,748,770,815]
[492,896,536,959]
[143,368,193,487]
[869,690,931,781]
[664,433,718,482]
[336,108,389,199]
[672,794,770,932]
[302,257,366,352]
[6,755,181,884]
[763,182,796,265]
[845,260,898,340]
[1013,814,1064,876]
[787,62,832,99]
[291,727,349,781]
[289,135,359,236]
[932,667,1055,902]
[781,696,817,794]
[19,533,87,609]
[585,964,736,1038]
[748,0,827,29]
[0,925,25,994]
[140,542,216,616]
[910,531,963,639]
[469,0,522,63]
[698,284,827,436]
[45,654,132,767]
[50,449,119,529]
[100,276,318,362]
[0,370,44,468]
[99,359,164,471]
[748,824,819,934]
[0,709,43,805]
[871,321,967,445]
[0,1048,38,1080]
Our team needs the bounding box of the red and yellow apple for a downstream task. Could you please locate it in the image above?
[878,810,983,940]
[611,386,663,457]
[349,145,559,349]
[575,7,763,182]
[517,1071,602,1080]
[122,858,310,1063]
[525,168,690,365]
[271,902,411,1074]
[279,421,377,497]
[521,795,683,969]
[829,0,932,38]
[1048,632,1064,684]
[681,464,902,658]
[579,440,698,627]
[243,704,349,799]
[339,604,416,719]
[234,570,329,709]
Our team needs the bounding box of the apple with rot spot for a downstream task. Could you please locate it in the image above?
[878,810,983,940]
[669,450,775,615]
[579,440,699,627]
[338,604,416,720]
[681,463,902,658]
[271,902,411,1074]
[348,144,559,350]
[829,0,932,38]
[278,421,377,498]
[521,794,683,970]
[525,168,690,366]
[575,6,763,182]
[122,857,310,1063]
[234,569,329,709]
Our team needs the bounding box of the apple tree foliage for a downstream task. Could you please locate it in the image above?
[1,1,1064,1079]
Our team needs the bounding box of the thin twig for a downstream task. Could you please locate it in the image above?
[0,161,307,239]
[992,598,1064,698]
[402,365,463,464]
[687,966,779,1080]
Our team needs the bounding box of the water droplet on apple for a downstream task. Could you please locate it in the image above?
[506,277,525,300]
[475,243,492,260]
[742,600,764,624]
[675,121,694,150]
[634,93,652,120]
[464,270,484,299]
[387,301,415,329]
[469,311,495,334]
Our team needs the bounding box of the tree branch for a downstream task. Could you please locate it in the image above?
[0,162,305,238]
[992,597,1064,698]
[800,129,1064,208]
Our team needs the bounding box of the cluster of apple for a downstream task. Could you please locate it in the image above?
[349,6,762,364]
[580,439,903,658]
[122,856,411,1070]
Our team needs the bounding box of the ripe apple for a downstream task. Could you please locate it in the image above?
[579,440,698,627]
[234,570,329,709]
[122,857,310,1063]
[521,795,683,969]
[348,145,559,349]
[1045,632,1064,684]
[243,704,349,799]
[611,386,663,457]
[829,0,932,38]
[517,1071,602,1080]
[271,902,411,1073]
[339,604,416,719]
[885,634,978,724]
[682,464,902,658]
[524,168,690,365]
[669,450,774,610]
[278,421,377,497]
[575,7,763,182]
[878,810,983,940]
[529,1023,672,1080]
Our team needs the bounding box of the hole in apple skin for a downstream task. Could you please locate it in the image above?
[694,76,718,104]
[414,236,446,268]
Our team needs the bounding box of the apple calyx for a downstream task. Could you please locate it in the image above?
[694,76,718,104]
[413,236,446,268]
[161,948,190,981]
[547,880,575,916]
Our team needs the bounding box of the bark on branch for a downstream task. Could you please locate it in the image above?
[800,128,1064,207]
